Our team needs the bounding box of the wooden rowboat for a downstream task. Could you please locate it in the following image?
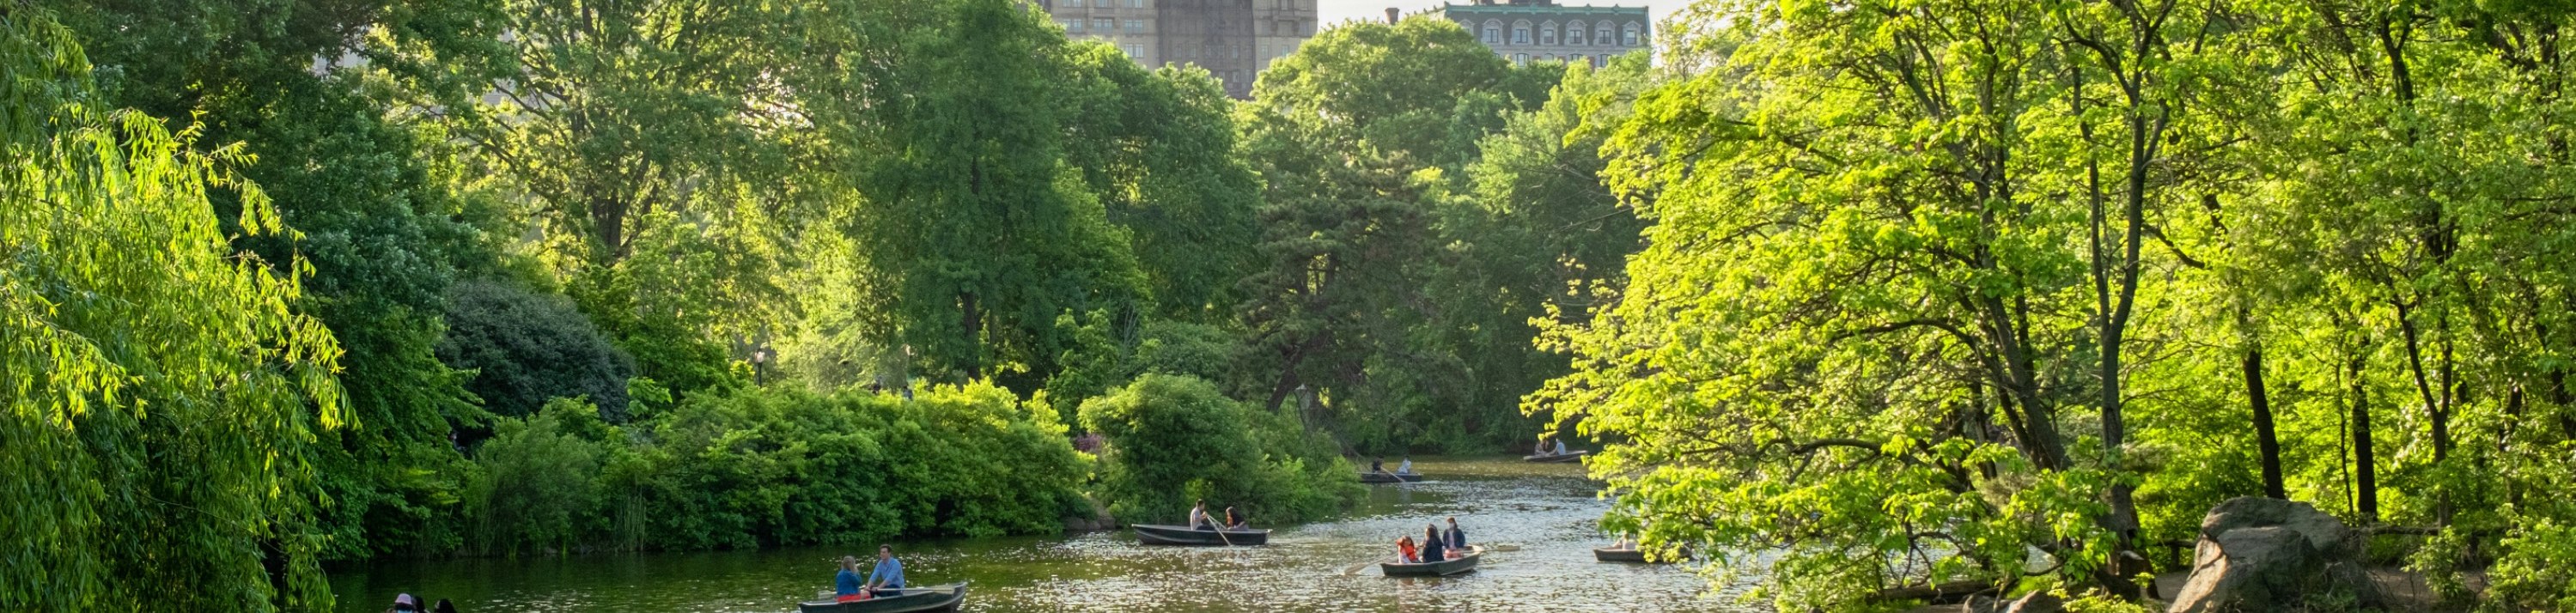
[1522,451,1588,463]
[796,583,967,613]
[1593,547,1649,562]
[1131,524,1270,546]
[1357,471,1424,484]
[1381,545,1484,577]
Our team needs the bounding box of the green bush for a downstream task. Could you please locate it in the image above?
[437,279,636,421]
[459,384,1088,555]
[1079,374,1360,525]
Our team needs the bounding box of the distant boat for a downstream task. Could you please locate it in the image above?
[1522,451,1588,463]
[1380,545,1484,577]
[1358,471,1424,484]
[1593,547,1650,562]
[1131,524,1271,546]
[796,583,967,612]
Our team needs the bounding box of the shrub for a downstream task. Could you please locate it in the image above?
[1079,374,1360,525]
[437,279,636,421]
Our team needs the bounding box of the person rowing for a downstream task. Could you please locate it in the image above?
[863,544,906,598]
[1189,500,1215,530]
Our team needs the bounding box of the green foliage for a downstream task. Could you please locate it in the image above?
[437,279,636,421]
[2,10,344,610]
[457,383,1088,555]
[1079,374,1361,525]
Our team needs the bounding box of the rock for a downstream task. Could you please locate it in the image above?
[1956,594,2000,613]
[2169,497,2383,613]
[2004,591,2062,613]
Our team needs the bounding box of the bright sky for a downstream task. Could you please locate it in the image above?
[1318,0,1684,30]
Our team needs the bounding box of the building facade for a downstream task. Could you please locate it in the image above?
[1429,0,1648,68]
[1039,0,1318,99]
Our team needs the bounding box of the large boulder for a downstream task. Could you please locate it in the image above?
[2168,497,2383,613]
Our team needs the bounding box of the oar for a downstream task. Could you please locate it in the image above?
[1342,555,1396,575]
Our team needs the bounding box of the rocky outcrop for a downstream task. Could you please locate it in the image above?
[1954,591,2061,613]
[2168,497,2384,613]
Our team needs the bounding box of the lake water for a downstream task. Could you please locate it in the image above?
[329,458,1763,612]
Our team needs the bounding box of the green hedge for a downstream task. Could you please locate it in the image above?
[462,383,1087,555]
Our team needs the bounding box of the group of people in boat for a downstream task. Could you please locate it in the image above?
[380,594,459,613]
[1367,456,1416,476]
[1188,499,1251,531]
[831,544,909,603]
[1534,438,1570,457]
[1392,517,1469,563]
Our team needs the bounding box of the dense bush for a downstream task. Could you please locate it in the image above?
[460,384,1087,555]
[437,279,637,421]
[1079,374,1360,525]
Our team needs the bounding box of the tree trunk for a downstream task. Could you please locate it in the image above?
[2246,343,2285,499]
[959,291,983,380]
[2351,354,2379,524]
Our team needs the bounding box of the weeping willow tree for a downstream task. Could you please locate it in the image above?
[2,9,345,611]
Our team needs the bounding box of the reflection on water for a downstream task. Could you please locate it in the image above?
[329,458,1766,612]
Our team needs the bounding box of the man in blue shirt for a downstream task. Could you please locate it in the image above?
[834,556,865,602]
[865,544,906,596]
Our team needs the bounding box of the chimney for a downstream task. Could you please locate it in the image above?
[1385,8,1400,23]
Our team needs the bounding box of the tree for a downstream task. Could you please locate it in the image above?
[3,10,344,609]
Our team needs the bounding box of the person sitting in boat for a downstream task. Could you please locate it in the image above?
[1223,507,1247,530]
[1553,439,1569,456]
[1443,517,1466,551]
[386,593,423,612]
[864,544,907,597]
[1418,525,1448,561]
[1189,500,1214,530]
[1536,438,1552,456]
[1369,457,1385,473]
[834,555,868,602]
[1396,535,1419,563]
[1397,457,1413,475]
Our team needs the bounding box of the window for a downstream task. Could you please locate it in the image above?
[1567,22,1586,46]
[1597,26,1613,46]
[1623,23,1641,46]
[1066,19,1083,32]
[1483,25,1500,44]
[1129,0,1144,7]
[1124,43,1144,58]
[1513,52,1527,64]
[1594,54,1607,68]
[1092,17,1112,32]
[1540,25,1556,46]
[1568,53,1584,64]
[1067,0,1081,6]
[1127,19,1143,33]
[1512,25,1531,45]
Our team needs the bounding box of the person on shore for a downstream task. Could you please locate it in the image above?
[865,544,907,597]
[1397,456,1413,475]
[1418,524,1448,561]
[1189,500,1213,530]
[835,555,868,602]
[1396,535,1419,563]
[1443,517,1466,550]
[1224,507,1246,530]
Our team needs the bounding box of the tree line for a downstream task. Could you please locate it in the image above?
[1,0,1651,610]
[1534,0,2576,610]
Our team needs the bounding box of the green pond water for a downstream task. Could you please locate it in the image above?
[329,458,1761,612]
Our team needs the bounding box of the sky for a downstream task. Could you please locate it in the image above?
[1318,0,1684,30]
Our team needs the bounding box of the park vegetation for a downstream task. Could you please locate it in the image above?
[17,0,2576,610]
[2,0,1638,610]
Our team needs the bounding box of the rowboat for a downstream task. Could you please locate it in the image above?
[1131,524,1270,546]
[1593,547,1649,562]
[1357,471,1424,484]
[1522,451,1588,463]
[796,583,967,613]
[1381,545,1484,577]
